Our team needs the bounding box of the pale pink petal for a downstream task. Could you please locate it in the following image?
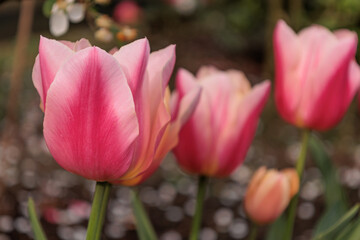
[172,68,198,118]
[348,61,360,105]
[109,47,119,55]
[216,81,271,176]
[32,56,44,105]
[273,20,301,124]
[147,44,176,91]
[196,65,220,79]
[60,38,92,51]
[113,38,150,95]
[37,36,74,108]
[176,68,198,96]
[43,47,139,181]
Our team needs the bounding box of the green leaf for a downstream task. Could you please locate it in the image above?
[27,198,47,240]
[346,218,360,240]
[266,214,287,240]
[313,204,360,240]
[131,190,157,240]
[335,216,360,240]
[309,135,349,236]
[42,0,56,18]
[314,202,348,237]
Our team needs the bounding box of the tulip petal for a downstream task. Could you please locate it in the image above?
[347,61,360,106]
[147,44,176,91]
[156,84,202,160]
[119,84,202,186]
[249,172,290,224]
[113,38,150,95]
[273,20,301,124]
[196,65,220,79]
[34,36,74,109]
[110,76,172,185]
[173,77,215,175]
[61,38,92,51]
[217,80,271,176]
[173,68,198,118]
[302,33,358,130]
[44,47,139,181]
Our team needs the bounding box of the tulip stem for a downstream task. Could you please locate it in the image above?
[190,175,208,240]
[248,223,258,240]
[86,181,112,240]
[284,129,310,240]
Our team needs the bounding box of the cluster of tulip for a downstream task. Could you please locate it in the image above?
[29,19,360,240]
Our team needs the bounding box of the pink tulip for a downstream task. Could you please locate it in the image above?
[32,36,200,185]
[173,66,271,177]
[274,20,360,131]
[113,0,141,25]
[244,167,299,225]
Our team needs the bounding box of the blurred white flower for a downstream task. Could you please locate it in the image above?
[49,0,85,37]
[172,0,197,15]
[94,28,113,43]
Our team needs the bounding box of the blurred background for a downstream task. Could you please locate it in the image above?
[0,0,360,239]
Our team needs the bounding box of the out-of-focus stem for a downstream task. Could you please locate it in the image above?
[284,129,310,240]
[289,0,303,30]
[189,175,208,240]
[264,0,284,77]
[248,223,258,240]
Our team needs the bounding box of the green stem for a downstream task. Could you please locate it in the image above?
[131,189,158,240]
[248,223,258,240]
[86,181,112,240]
[189,175,208,240]
[28,197,47,240]
[284,129,310,240]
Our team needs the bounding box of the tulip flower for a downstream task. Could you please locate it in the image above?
[244,167,299,225]
[173,66,271,177]
[274,20,360,131]
[32,36,201,186]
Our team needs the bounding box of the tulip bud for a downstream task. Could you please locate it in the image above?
[244,167,299,225]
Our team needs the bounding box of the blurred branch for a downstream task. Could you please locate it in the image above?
[289,0,302,30]
[4,0,36,138]
[264,0,285,77]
